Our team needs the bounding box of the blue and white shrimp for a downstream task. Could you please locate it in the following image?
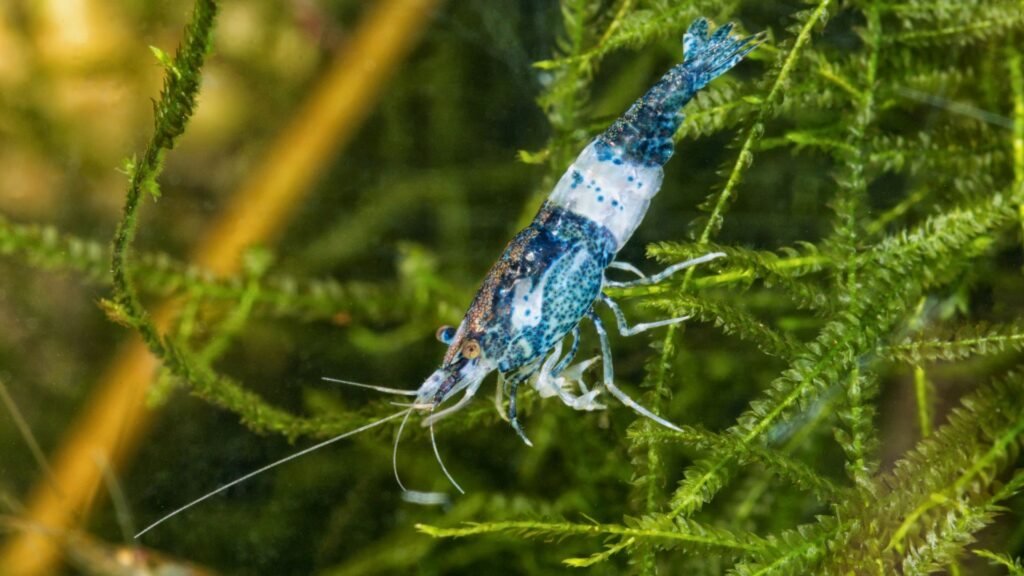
[411,18,763,444]
[135,18,762,537]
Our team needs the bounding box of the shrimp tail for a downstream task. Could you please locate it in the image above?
[598,18,764,167]
[682,18,763,87]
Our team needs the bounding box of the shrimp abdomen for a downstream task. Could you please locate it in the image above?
[548,19,762,249]
[599,18,763,168]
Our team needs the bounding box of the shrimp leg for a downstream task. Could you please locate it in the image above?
[532,341,566,399]
[603,252,726,288]
[552,325,581,377]
[587,311,683,432]
[494,373,508,421]
[599,294,690,337]
[607,261,647,279]
[532,334,604,412]
[504,365,539,446]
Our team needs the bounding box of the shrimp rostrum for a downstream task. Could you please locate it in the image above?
[136,18,762,537]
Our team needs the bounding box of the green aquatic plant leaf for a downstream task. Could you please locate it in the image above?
[975,549,1024,576]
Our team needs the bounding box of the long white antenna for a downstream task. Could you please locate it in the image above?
[430,420,464,494]
[135,409,409,539]
[392,409,412,491]
[321,377,419,396]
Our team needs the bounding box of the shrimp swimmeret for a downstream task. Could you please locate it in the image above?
[136,17,764,538]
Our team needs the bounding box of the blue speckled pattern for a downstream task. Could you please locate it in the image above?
[445,205,616,374]
[598,18,763,167]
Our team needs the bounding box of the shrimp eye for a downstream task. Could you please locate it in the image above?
[461,339,481,359]
[436,325,456,345]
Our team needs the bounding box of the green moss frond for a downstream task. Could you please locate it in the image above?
[631,426,840,502]
[645,241,833,309]
[642,295,797,358]
[975,549,1024,575]
[0,214,405,325]
[417,515,767,561]
[885,3,1024,48]
[534,1,735,72]
[729,520,835,576]
[888,323,1024,364]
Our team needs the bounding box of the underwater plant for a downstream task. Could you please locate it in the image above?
[1,0,1023,574]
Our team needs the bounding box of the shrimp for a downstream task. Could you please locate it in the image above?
[412,17,763,443]
[135,17,762,537]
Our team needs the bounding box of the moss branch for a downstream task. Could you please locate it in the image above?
[833,2,882,495]
[99,0,346,440]
[416,519,766,553]
[109,0,217,330]
[974,550,1024,575]
[661,1,835,520]
[632,426,840,502]
[0,214,404,324]
[102,1,358,440]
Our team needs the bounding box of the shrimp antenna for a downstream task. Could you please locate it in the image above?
[321,377,419,396]
[392,409,413,491]
[135,408,410,539]
[430,419,465,494]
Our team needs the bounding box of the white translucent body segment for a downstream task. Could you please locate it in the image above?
[548,141,665,248]
[510,277,544,330]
